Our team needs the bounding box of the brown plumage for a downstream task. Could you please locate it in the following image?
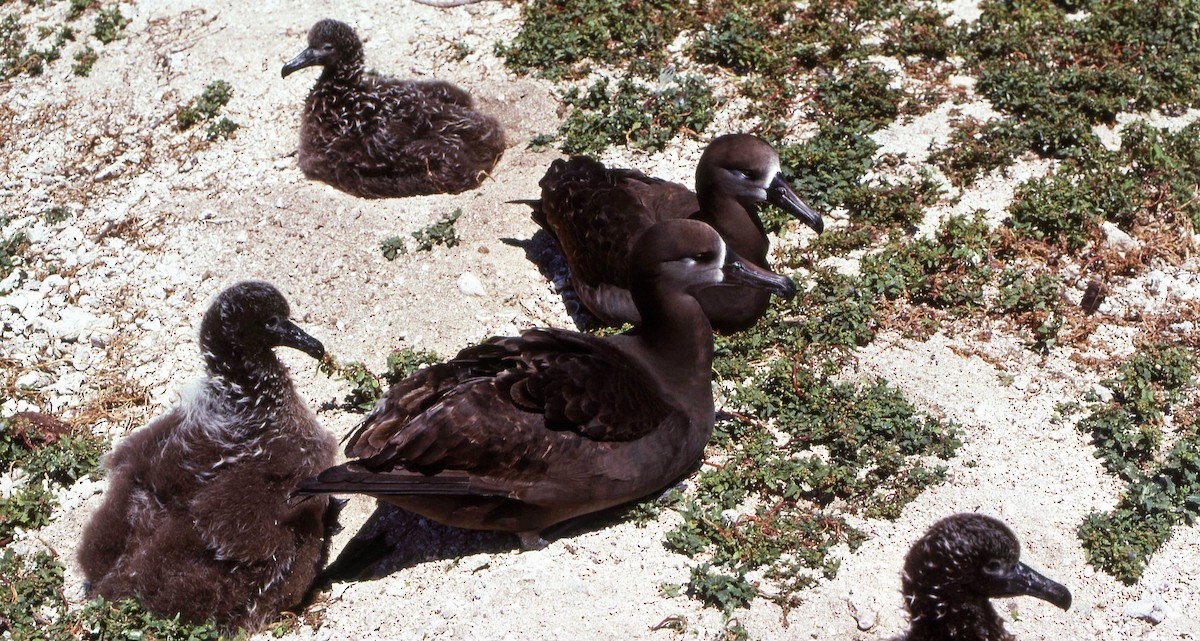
[899,513,1072,641]
[282,19,505,198]
[297,219,796,549]
[533,134,823,332]
[77,282,337,634]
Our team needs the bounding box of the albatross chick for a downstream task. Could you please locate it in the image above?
[282,19,505,198]
[900,513,1072,641]
[77,281,336,634]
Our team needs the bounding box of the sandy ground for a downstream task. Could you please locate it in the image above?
[2,1,1198,639]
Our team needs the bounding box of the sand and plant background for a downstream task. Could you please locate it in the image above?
[1,0,1198,639]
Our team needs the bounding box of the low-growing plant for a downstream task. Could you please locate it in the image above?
[1008,155,1140,252]
[92,4,127,44]
[410,209,462,252]
[0,549,224,640]
[929,118,1027,188]
[496,0,690,80]
[685,564,757,615]
[814,62,904,131]
[557,75,717,156]
[1,225,30,279]
[337,361,382,413]
[774,124,879,212]
[177,80,239,140]
[67,0,96,21]
[860,213,996,313]
[1077,345,1198,582]
[0,414,105,540]
[840,171,943,230]
[670,350,959,611]
[383,346,441,385]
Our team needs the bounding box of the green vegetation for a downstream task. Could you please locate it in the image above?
[662,280,960,612]
[384,209,464,259]
[0,1,132,79]
[410,209,462,252]
[383,346,441,385]
[1,550,224,640]
[496,0,690,80]
[669,347,960,610]
[1077,345,1198,582]
[91,5,126,44]
[1,224,30,280]
[322,346,443,412]
[961,0,1200,160]
[556,76,717,156]
[176,80,240,141]
[0,414,105,541]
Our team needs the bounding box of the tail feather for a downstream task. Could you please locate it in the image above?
[295,465,511,498]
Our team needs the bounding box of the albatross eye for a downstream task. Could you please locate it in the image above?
[322,43,334,52]
[265,316,281,330]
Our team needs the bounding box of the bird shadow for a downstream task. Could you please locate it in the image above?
[317,503,515,584]
[317,493,681,585]
[499,227,599,332]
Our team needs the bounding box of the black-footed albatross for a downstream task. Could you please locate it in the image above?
[77,281,337,634]
[297,219,796,549]
[533,133,823,332]
[282,19,505,198]
[899,513,1072,641]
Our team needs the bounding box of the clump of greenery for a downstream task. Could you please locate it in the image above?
[1,14,36,79]
[930,118,1027,188]
[67,0,96,21]
[859,212,997,313]
[332,361,382,413]
[814,62,904,131]
[774,124,879,212]
[321,346,442,412]
[840,171,943,230]
[176,80,240,140]
[1120,119,1200,228]
[1,414,106,541]
[556,75,717,156]
[380,235,407,261]
[1,223,30,280]
[670,351,960,611]
[1007,153,1140,252]
[1077,345,1198,582]
[880,2,958,60]
[92,5,127,44]
[0,549,223,640]
[411,209,462,252]
[995,268,1063,352]
[496,0,689,80]
[383,346,441,385]
[684,564,758,615]
[385,210,463,259]
[42,206,72,224]
[960,0,1200,162]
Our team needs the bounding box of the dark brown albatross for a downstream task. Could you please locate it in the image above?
[282,19,505,198]
[533,133,823,332]
[77,282,337,635]
[899,513,1072,641]
[297,219,796,549]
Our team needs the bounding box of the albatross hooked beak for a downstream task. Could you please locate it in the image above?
[984,561,1073,611]
[282,48,322,79]
[269,318,326,360]
[721,249,797,299]
[766,173,824,235]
